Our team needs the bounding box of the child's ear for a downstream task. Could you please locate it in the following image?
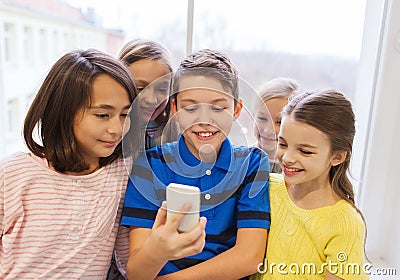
[331,150,347,166]
[171,99,178,115]
[233,99,243,120]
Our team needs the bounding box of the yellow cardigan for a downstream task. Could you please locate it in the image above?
[251,173,369,280]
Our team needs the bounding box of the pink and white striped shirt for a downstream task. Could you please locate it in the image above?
[0,152,132,279]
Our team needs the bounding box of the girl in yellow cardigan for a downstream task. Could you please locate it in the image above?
[251,89,369,280]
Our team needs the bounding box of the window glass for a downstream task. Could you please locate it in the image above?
[6,98,19,135]
[39,28,48,64]
[0,0,186,156]
[2,22,15,64]
[192,0,366,100]
[67,0,187,61]
[0,0,366,157]
[192,0,366,146]
[23,26,33,64]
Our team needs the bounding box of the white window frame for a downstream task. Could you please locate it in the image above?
[353,0,400,271]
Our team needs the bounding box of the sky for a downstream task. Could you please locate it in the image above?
[66,0,366,58]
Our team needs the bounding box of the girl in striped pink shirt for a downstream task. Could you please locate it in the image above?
[0,49,137,279]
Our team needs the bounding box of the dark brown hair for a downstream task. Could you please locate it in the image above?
[24,49,137,173]
[172,49,239,106]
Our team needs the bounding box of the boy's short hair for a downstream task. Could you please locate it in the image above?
[172,49,239,104]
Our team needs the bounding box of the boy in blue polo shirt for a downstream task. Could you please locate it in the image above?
[122,49,270,279]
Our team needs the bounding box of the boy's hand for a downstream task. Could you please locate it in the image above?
[148,201,207,262]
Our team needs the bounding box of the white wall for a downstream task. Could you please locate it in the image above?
[354,0,400,272]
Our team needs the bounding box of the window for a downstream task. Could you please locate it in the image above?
[191,0,366,150]
[192,0,365,101]
[352,0,400,272]
[0,0,367,168]
[2,22,15,64]
[23,26,34,64]
[6,98,19,135]
[52,30,60,60]
[39,28,48,64]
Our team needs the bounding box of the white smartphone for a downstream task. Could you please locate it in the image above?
[166,183,200,232]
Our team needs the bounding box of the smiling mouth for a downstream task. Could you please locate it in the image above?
[194,131,218,139]
[285,167,302,172]
[196,131,216,137]
[283,165,304,175]
[100,140,120,147]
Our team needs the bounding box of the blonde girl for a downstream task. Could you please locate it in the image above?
[253,77,299,173]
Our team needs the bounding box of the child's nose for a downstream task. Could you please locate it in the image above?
[143,89,158,105]
[259,123,275,137]
[107,117,123,135]
[198,106,212,124]
[282,150,296,164]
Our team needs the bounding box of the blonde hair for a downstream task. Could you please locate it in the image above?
[258,77,299,102]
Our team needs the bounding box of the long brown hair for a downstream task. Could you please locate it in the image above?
[282,89,368,255]
[118,39,173,125]
[23,49,137,173]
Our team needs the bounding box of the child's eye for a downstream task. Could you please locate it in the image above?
[211,105,224,112]
[257,116,269,121]
[183,105,197,112]
[95,113,109,119]
[121,113,129,118]
[300,149,313,155]
[155,86,169,95]
[277,141,287,147]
